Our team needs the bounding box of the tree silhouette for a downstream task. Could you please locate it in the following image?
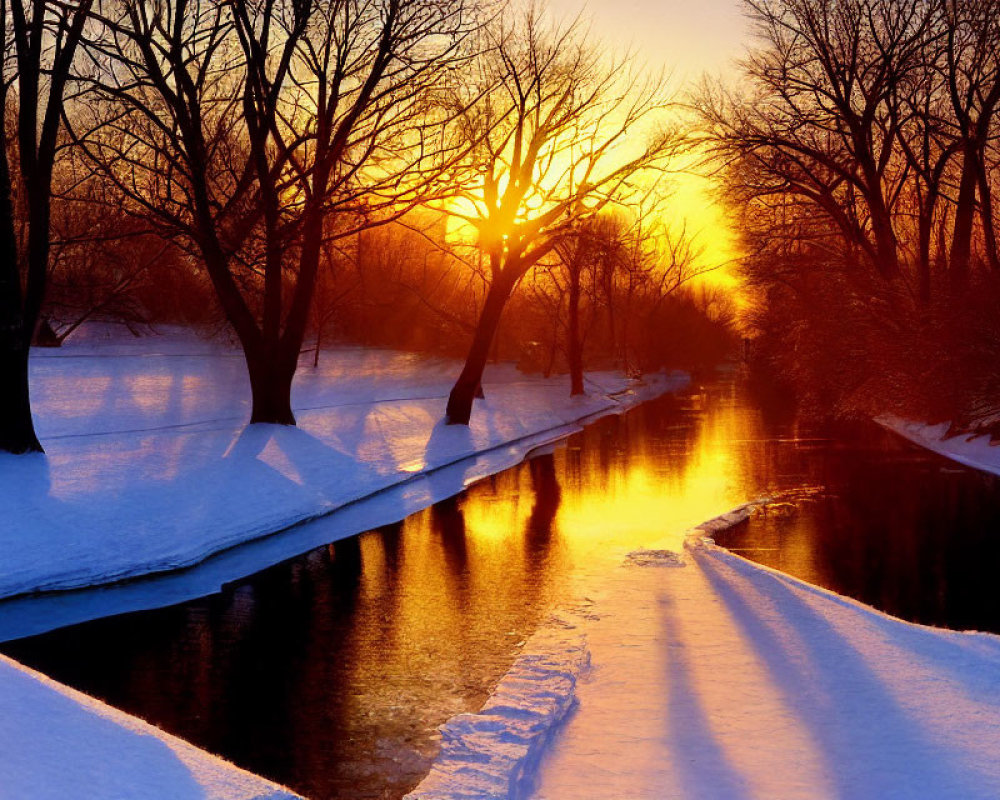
[75,0,475,424]
[438,8,679,424]
[0,0,93,453]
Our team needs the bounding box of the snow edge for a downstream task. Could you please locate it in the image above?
[4,372,688,601]
[404,616,590,800]
[875,415,1000,478]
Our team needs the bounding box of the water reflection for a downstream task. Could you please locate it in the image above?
[0,385,795,799]
[5,380,998,798]
[717,440,1000,632]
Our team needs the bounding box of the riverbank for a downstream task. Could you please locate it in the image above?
[879,415,1000,477]
[1,326,686,600]
[0,327,689,799]
[413,505,1000,799]
[0,652,301,800]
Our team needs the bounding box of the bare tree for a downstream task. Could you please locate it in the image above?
[0,0,93,453]
[551,215,628,394]
[938,0,1000,285]
[75,0,476,424]
[438,8,679,424]
[700,0,935,281]
[703,0,1000,430]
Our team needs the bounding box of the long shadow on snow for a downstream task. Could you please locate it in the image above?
[696,548,996,799]
[658,598,754,800]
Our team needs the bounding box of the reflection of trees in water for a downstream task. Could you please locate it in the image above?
[721,423,1000,635]
[431,494,468,579]
[562,391,707,496]
[375,520,405,575]
[526,454,561,565]
[9,382,796,798]
[812,451,1000,632]
[562,437,584,493]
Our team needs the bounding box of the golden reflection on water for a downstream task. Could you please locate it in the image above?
[315,382,796,795]
[13,381,1000,800]
[556,395,762,557]
[448,382,776,571]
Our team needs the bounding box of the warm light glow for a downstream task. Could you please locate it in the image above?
[554,397,756,557]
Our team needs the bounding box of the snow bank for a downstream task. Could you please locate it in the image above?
[407,507,761,800]
[425,500,1000,799]
[0,328,685,603]
[405,614,590,800]
[878,415,1000,476]
[0,653,300,800]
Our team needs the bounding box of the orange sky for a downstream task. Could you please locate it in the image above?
[546,0,751,290]
[546,0,749,79]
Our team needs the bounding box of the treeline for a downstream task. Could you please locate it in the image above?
[0,0,733,455]
[310,214,734,378]
[703,0,1000,430]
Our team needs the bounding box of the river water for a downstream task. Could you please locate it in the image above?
[4,376,999,798]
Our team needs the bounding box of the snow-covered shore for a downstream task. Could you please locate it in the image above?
[878,415,1000,476]
[416,505,1000,799]
[0,653,301,800]
[0,328,687,800]
[1,327,686,601]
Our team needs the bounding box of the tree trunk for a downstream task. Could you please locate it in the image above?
[916,190,938,305]
[870,206,900,279]
[855,146,899,279]
[0,330,42,454]
[567,265,584,395]
[978,160,1000,273]
[0,158,43,454]
[446,274,514,425]
[246,347,297,425]
[917,215,932,304]
[950,144,979,290]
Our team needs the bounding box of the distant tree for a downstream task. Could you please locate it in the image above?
[307,213,482,360]
[40,171,180,342]
[551,217,621,395]
[0,0,93,453]
[438,8,680,424]
[936,0,1000,285]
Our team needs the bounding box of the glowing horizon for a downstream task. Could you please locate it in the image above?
[543,0,750,293]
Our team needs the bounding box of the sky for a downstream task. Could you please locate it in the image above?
[546,0,753,288]
[546,0,749,79]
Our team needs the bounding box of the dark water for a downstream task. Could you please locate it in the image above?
[714,425,1000,633]
[4,378,1000,798]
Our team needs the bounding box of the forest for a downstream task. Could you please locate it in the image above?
[8,0,1000,456]
[703,0,1000,434]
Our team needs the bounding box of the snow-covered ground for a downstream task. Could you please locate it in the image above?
[0,653,300,800]
[1,326,684,603]
[0,325,686,800]
[879,415,1000,477]
[414,506,1000,800]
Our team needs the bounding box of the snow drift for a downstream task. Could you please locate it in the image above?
[419,502,1000,799]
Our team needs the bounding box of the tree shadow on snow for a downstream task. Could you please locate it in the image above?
[696,550,993,799]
